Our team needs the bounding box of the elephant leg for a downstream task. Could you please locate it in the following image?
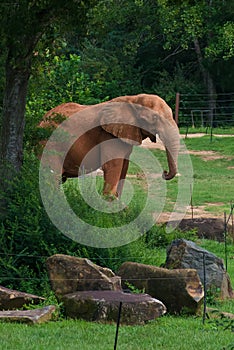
[102,158,125,198]
[117,158,130,197]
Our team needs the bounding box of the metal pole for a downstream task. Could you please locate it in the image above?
[210,109,214,142]
[175,92,180,125]
[210,125,213,142]
[202,253,207,325]
[190,184,194,220]
[185,123,189,138]
[224,211,228,271]
[231,203,234,243]
[114,302,122,350]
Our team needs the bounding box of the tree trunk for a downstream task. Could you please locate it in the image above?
[207,73,216,127]
[194,38,216,125]
[0,58,31,173]
[0,55,31,218]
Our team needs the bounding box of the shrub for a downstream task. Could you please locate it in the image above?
[0,154,154,294]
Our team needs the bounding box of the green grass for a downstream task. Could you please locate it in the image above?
[64,175,149,228]
[184,135,234,155]
[184,136,234,213]
[0,315,233,350]
[180,126,234,135]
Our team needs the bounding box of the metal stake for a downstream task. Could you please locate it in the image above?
[224,211,228,271]
[202,253,207,325]
[114,302,122,350]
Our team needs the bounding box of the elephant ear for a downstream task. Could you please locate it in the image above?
[99,102,142,145]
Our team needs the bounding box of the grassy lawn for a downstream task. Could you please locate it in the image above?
[180,126,234,135]
[183,136,234,213]
[0,314,233,350]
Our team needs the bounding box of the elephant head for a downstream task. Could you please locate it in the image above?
[99,102,180,180]
[109,94,179,180]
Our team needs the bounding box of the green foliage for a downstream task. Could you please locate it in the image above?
[0,154,157,292]
[125,281,145,294]
[63,176,148,228]
[150,66,203,108]
[23,290,63,320]
[206,287,221,306]
[27,52,105,120]
[145,225,197,248]
[0,154,90,293]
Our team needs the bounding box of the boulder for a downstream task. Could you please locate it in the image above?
[0,305,56,324]
[0,285,45,310]
[61,290,166,325]
[118,262,203,314]
[46,255,121,296]
[164,239,233,299]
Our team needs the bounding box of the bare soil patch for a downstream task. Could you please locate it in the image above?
[187,150,227,161]
[157,207,233,242]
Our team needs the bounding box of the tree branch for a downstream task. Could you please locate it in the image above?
[162,46,185,62]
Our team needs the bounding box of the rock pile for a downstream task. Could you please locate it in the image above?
[1,241,231,324]
[46,254,166,324]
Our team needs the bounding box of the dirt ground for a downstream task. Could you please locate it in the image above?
[157,208,233,242]
[142,134,234,241]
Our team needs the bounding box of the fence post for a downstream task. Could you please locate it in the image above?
[175,92,180,125]
[202,253,207,325]
[114,302,122,350]
[224,211,228,271]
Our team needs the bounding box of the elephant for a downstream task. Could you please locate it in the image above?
[41,100,180,198]
[39,93,178,176]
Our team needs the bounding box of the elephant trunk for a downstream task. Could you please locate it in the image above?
[158,120,180,181]
[163,147,178,180]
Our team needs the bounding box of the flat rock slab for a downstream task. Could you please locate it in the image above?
[0,286,45,310]
[62,290,166,325]
[0,305,56,324]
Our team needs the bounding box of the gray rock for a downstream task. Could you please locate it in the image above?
[118,262,203,314]
[0,305,56,324]
[165,239,233,299]
[0,286,45,310]
[46,254,122,296]
[62,290,166,325]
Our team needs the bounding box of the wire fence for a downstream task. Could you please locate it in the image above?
[176,92,234,130]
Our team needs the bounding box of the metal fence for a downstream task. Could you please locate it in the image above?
[175,92,234,129]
